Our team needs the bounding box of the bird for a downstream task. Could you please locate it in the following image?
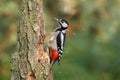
[48,18,69,70]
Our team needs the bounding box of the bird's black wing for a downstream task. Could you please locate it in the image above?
[56,31,66,56]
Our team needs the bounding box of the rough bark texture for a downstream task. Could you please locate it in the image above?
[11,0,53,80]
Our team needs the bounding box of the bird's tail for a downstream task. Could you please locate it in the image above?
[50,60,55,70]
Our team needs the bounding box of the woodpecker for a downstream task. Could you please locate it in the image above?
[48,18,69,70]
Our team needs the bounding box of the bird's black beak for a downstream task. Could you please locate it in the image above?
[54,18,62,27]
[54,18,59,22]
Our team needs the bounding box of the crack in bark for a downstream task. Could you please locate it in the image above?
[18,60,23,80]
[26,33,35,74]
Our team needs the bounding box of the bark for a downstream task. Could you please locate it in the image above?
[11,0,53,80]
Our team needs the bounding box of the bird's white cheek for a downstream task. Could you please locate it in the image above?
[62,22,68,28]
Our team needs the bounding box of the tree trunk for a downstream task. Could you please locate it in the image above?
[11,0,53,80]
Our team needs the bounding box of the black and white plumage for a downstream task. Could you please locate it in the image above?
[54,18,69,63]
[48,18,69,66]
[55,28,66,61]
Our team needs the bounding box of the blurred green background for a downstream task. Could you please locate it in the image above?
[0,0,120,80]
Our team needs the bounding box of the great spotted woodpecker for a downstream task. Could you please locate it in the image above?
[48,18,69,69]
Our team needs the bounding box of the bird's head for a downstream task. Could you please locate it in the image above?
[54,18,69,30]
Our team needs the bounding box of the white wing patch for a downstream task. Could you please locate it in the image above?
[60,33,64,50]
